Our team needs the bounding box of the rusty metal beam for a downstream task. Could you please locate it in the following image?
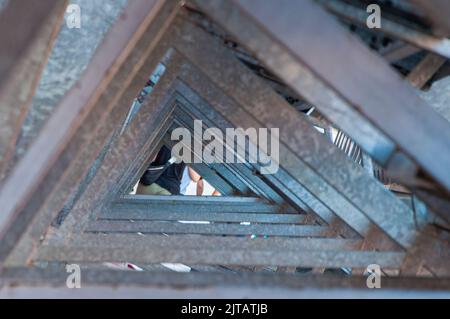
[321,0,450,59]
[0,0,181,266]
[2,267,448,298]
[0,0,68,182]
[34,232,402,268]
[410,0,450,36]
[406,53,446,88]
[193,0,450,195]
[86,220,325,237]
[163,18,415,249]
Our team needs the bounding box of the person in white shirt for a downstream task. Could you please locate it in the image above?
[180,167,221,196]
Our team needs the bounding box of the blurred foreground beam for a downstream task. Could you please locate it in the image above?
[1,267,449,298]
[0,0,68,182]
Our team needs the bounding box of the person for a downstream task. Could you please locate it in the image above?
[180,167,221,196]
[136,146,185,195]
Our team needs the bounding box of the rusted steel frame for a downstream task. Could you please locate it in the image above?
[193,0,450,195]
[175,69,389,242]
[163,128,237,196]
[99,203,306,224]
[400,224,450,277]
[168,80,350,232]
[115,57,362,238]
[410,0,450,36]
[112,111,173,198]
[44,15,348,238]
[170,87,350,232]
[34,232,403,268]
[177,7,439,249]
[169,107,285,203]
[193,1,395,168]
[380,42,422,63]
[166,118,261,197]
[45,14,406,253]
[113,194,281,214]
[121,194,267,205]
[0,0,68,183]
[170,105,289,204]
[165,129,253,196]
[414,189,450,226]
[154,70,366,236]
[0,0,64,88]
[117,112,175,199]
[52,57,185,237]
[406,53,447,88]
[320,0,450,59]
[35,244,404,268]
[42,233,365,252]
[58,100,174,236]
[0,0,181,266]
[86,220,327,237]
[162,29,409,251]
[2,267,448,298]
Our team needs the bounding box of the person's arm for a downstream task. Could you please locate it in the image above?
[187,167,204,196]
[196,178,204,196]
[188,167,201,182]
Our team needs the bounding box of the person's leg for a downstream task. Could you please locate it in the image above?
[136,183,171,195]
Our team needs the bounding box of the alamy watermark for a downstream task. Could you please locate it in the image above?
[66,4,81,29]
[171,120,280,175]
[365,264,382,288]
[366,4,381,29]
[66,263,81,288]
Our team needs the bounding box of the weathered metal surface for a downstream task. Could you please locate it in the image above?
[112,195,287,214]
[43,233,365,252]
[100,203,306,224]
[1,267,449,298]
[321,0,450,59]
[421,76,450,122]
[14,0,128,164]
[86,220,326,237]
[52,56,183,237]
[410,0,450,36]
[0,0,67,182]
[194,0,450,194]
[381,42,422,63]
[166,19,413,249]
[0,0,181,265]
[1,2,448,295]
[406,53,446,88]
[35,244,404,268]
